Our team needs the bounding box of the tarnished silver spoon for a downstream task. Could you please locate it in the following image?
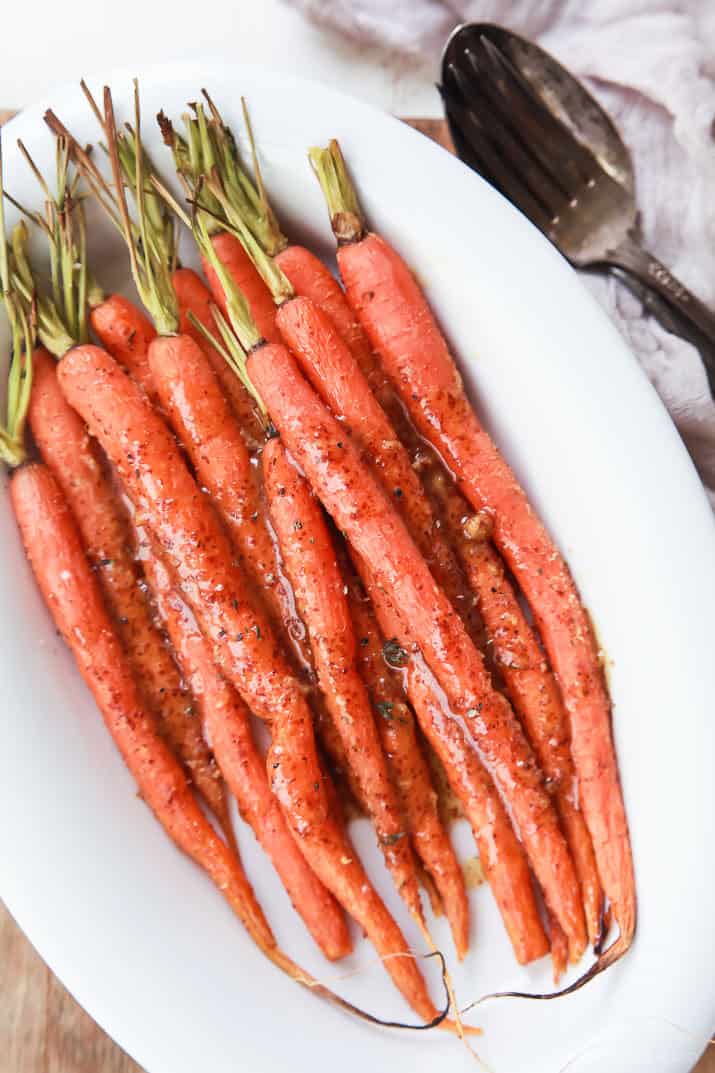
[440,22,715,384]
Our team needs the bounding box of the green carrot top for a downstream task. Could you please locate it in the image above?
[0,135,36,466]
[158,92,287,258]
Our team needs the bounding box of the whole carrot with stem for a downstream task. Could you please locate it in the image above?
[155,135,585,965]
[9,147,236,846]
[426,471,604,950]
[60,110,371,818]
[262,434,426,929]
[342,559,470,960]
[311,139,635,980]
[138,534,352,961]
[58,84,442,1025]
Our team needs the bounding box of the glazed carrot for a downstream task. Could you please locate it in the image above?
[262,434,424,924]
[59,341,437,1022]
[426,471,604,950]
[311,140,635,971]
[27,348,234,842]
[365,579,548,966]
[172,265,265,450]
[276,295,475,620]
[248,340,586,962]
[275,244,377,378]
[140,540,352,961]
[10,462,274,951]
[89,294,157,398]
[344,564,470,959]
[146,334,309,672]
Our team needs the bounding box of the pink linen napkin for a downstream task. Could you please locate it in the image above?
[289,0,715,505]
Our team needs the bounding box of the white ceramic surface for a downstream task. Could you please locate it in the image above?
[1,62,714,1073]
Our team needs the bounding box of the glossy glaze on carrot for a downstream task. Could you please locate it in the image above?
[141,542,352,961]
[172,266,265,451]
[30,350,231,836]
[262,435,424,924]
[248,340,586,961]
[366,580,549,966]
[59,342,438,1022]
[337,230,635,959]
[276,295,473,619]
[344,564,470,959]
[11,462,273,951]
[89,294,157,399]
[426,469,604,949]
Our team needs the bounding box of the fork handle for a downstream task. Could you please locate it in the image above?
[606,235,715,389]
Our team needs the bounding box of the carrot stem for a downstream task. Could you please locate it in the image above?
[308,140,365,244]
[0,139,35,467]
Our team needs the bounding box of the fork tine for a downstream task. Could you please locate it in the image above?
[477,35,598,189]
[456,50,569,220]
[441,76,555,236]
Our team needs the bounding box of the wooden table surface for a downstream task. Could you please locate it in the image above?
[0,109,712,1073]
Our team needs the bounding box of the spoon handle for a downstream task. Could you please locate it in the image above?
[606,235,715,391]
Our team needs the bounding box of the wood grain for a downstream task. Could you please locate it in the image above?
[0,108,712,1073]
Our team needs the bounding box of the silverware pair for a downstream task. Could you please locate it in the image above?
[441,23,715,391]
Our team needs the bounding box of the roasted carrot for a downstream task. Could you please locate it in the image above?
[89,294,157,398]
[311,140,635,971]
[27,348,236,841]
[11,461,274,951]
[172,265,265,450]
[276,295,479,625]
[145,333,309,668]
[60,340,437,1022]
[247,340,586,962]
[58,86,439,1020]
[364,578,549,966]
[140,538,352,961]
[11,462,386,1018]
[426,471,604,950]
[343,562,470,959]
[262,434,425,925]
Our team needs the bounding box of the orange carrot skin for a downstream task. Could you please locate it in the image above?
[428,474,604,949]
[367,580,549,966]
[10,462,273,950]
[89,295,157,398]
[549,914,569,985]
[346,572,470,959]
[59,343,436,1021]
[202,232,280,344]
[337,232,635,950]
[275,244,376,375]
[172,266,264,451]
[276,296,471,615]
[147,333,305,665]
[248,341,586,961]
[142,544,351,961]
[262,435,423,922]
[29,350,229,833]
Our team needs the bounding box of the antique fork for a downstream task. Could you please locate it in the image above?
[440,22,715,386]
